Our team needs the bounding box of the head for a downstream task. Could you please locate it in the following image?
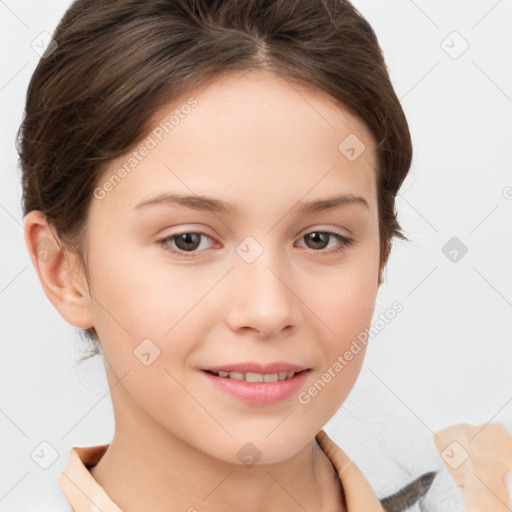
[19,0,412,464]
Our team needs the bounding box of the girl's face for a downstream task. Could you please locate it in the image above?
[81,69,381,464]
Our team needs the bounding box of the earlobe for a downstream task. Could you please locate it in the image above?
[23,210,94,330]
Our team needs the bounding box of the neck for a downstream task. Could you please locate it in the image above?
[89,400,345,512]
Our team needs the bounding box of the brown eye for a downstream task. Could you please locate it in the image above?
[304,231,330,250]
[299,231,354,256]
[157,231,215,257]
[174,233,202,251]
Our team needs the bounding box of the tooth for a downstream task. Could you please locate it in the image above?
[228,372,245,381]
[218,371,297,382]
[245,372,264,383]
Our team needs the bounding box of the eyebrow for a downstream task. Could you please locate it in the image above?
[133,192,370,215]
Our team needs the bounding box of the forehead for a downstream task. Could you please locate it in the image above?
[94,69,378,215]
[154,69,376,157]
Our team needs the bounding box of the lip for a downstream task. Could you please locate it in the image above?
[202,361,310,374]
[201,368,311,405]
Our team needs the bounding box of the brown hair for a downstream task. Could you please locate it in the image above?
[17,0,412,362]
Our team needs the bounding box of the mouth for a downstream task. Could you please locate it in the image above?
[203,369,309,382]
[200,365,311,405]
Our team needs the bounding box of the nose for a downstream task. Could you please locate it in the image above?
[224,243,303,340]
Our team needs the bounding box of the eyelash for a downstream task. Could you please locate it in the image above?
[156,230,354,258]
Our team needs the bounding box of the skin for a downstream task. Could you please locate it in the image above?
[24,69,386,512]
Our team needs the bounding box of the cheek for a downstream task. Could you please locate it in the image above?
[86,242,186,337]
[306,254,378,391]
[86,242,219,382]
[327,276,377,343]
[299,282,375,422]
[312,253,379,343]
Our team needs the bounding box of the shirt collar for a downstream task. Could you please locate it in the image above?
[58,444,123,512]
[59,429,384,511]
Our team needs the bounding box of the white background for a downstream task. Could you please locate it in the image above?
[1,0,511,508]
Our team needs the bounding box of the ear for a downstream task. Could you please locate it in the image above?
[23,210,94,330]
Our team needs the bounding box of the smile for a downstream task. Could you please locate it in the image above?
[206,370,304,382]
[201,369,311,405]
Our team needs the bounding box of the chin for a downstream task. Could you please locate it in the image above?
[206,429,314,467]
